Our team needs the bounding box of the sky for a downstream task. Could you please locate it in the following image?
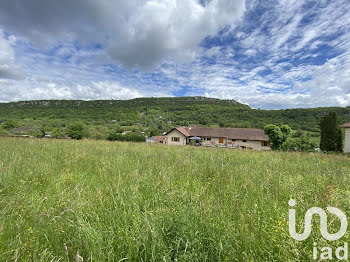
[0,0,349,109]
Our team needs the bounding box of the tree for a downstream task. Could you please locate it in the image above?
[1,120,20,130]
[264,124,292,150]
[66,123,85,140]
[320,112,343,152]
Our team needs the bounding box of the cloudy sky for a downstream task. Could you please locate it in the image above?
[0,0,349,109]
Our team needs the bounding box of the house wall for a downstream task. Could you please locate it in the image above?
[345,128,350,153]
[166,129,187,145]
[201,137,270,151]
[234,140,270,151]
[201,137,227,147]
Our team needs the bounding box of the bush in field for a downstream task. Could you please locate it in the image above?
[107,132,122,141]
[264,124,292,150]
[320,112,343,152]
[1,120,20,130]
[51,128,64,138]
[66,123,85,140]
[282,134,317,151]
[28,129,44,138]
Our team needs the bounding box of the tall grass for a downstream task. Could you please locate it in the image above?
[0,137,350,261]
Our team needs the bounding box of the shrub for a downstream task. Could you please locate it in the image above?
[107,132,145,142]
[107,132,122,141]
[51,128,64,138]
[28,129,45,138]
[282,134,317,152]
[66,123,85,140]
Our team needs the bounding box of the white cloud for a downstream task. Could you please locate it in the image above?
[0,0,246,69]
[0,30,23,79]
[76,81,144,100]
[0,77,173,102]
[0,0,349,110]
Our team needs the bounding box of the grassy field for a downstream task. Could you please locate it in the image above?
[0,137,350,261]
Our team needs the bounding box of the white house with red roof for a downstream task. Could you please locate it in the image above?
[341,122,350,153]
[165,127,271,151]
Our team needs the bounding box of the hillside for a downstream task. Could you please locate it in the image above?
[0,97,350,138]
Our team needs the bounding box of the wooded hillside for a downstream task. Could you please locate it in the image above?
[1,97,349,139]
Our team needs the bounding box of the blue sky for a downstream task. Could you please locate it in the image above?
[0,0,349,109]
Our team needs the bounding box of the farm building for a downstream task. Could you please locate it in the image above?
[165,127,270,151]
[341,122,350,153]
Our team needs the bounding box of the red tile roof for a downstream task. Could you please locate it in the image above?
[153,136,166,142]
[341,122,350,128]
[168,127,268,141]
[172,127,190,137]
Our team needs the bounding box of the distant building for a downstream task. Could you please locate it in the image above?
[341,122,350,153]
[164,127,270,151]
[146,136,166,143]
[9,127,33,134]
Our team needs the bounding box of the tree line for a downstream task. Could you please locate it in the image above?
[263,112,343,152]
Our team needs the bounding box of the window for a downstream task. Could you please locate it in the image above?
[207,137,211,141]
[262,141,268,147]
[243,140,247,142]
[219,138,224,143]
[232,139,236,142]
[171,137,180,142]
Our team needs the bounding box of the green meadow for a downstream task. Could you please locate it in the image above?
[1,137,350,261]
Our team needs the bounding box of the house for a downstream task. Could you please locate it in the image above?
[146,136,167,143]
[165,127,270,151]
[341,122,350,153]
[9,127,33,134]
